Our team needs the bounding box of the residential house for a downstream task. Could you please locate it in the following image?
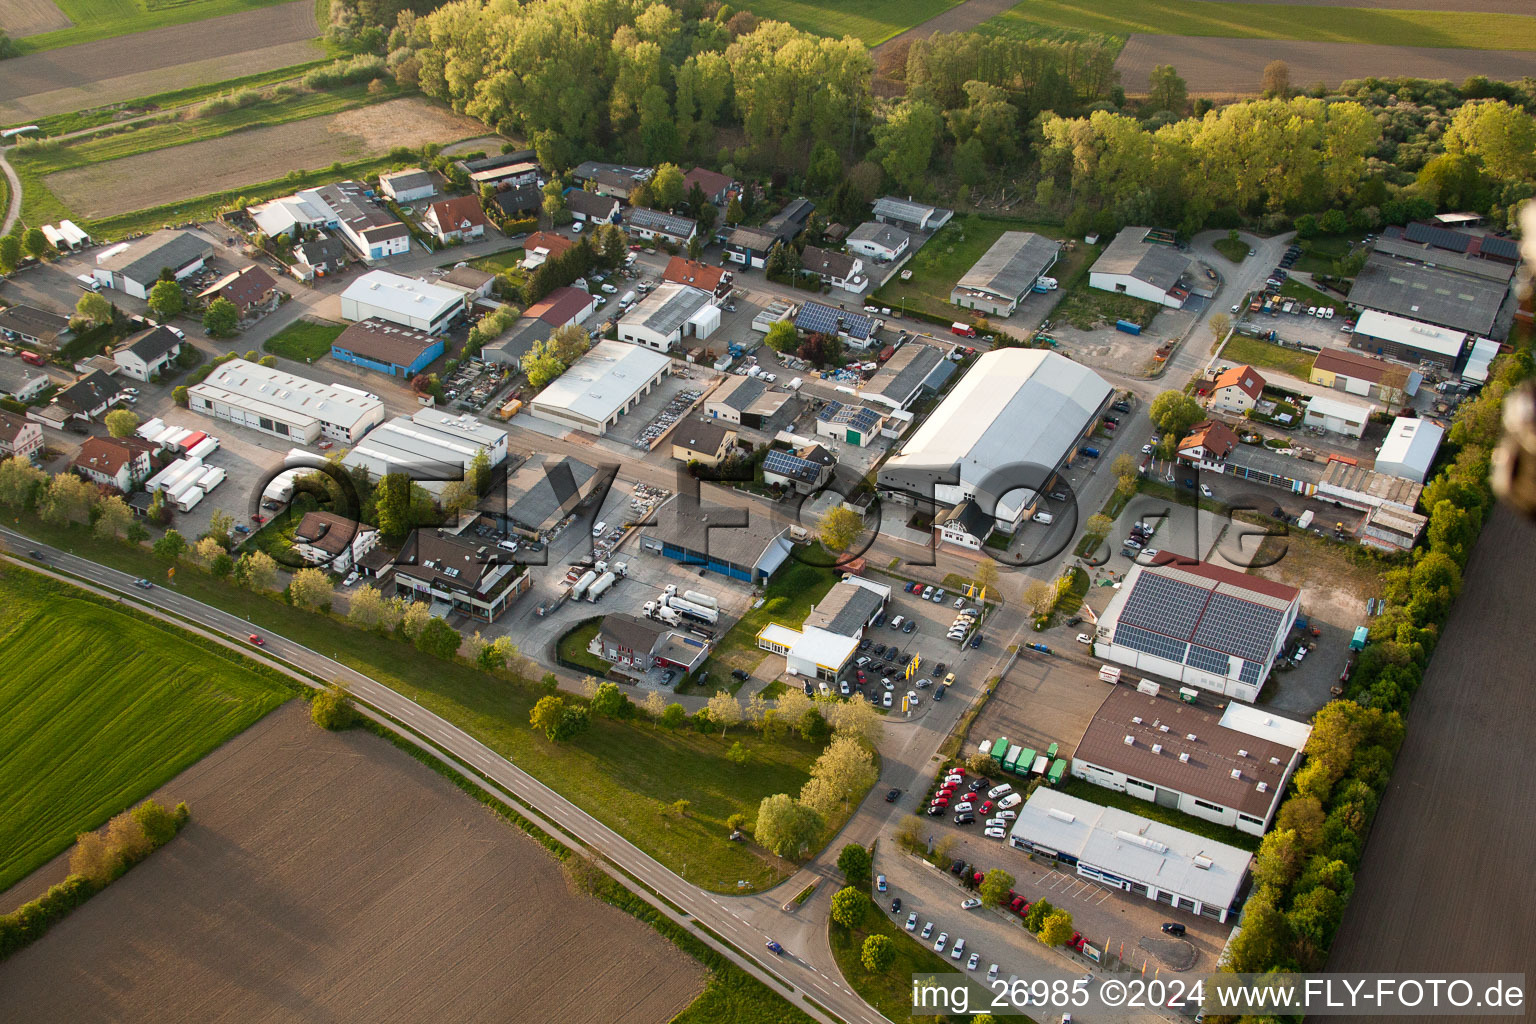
[73,435,154,491]
[484,286,599,367]
[53,370,122,422]
[761,442,834,494]
[793,301,877,348]
[627,208,696,247]
[670,417,737,468]
[846,222,910,263]
[682,167,735,205]
[0,410,43,461]
[521,230,574,269]
[1177,420,1240,469]
[313,180,411,261]
[387,528,532,622]
[572,161,653,199]
[291,235,349,277]
[592,613,709,677]
[935,498,993,551]
[1208,364,1265,415]
[197,265,278,314]
[724,199,814,267]
[423,196,490,244]
[113,325,183,381]
[441,266,497,300]
[663,257,731,297]
[487,182,542,220]
[378,168,436,203]
[563,190,622,226]
[291,511,380,573]
[0,304,71,352]
[800,245,865,293]
[0,360,51,403]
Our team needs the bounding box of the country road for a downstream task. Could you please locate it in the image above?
[1,146,19,235]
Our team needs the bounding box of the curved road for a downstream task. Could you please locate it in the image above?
[1,145,19,235]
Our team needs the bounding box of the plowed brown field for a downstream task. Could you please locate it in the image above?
[0,702,706,1023]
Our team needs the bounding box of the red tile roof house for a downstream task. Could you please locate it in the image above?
[1208,363,1266,415]
[73,435,155,492]
[1177,419,1240,468]
[0,409,43,462]
[423,196,491,244]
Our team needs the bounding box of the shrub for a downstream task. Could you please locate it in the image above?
[311,684,357,730]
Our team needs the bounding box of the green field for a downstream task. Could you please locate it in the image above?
[1222,333,1321,381]
[262,318,345,362]
[16,0,301,55]
[873,217,1064,322]
[1213,237,1248,264]
[0,567,292,891]
[8,513,858,892]
[739,0,962,45]
[981,0,1536,48]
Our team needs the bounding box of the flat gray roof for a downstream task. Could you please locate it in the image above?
[1349,251,1508,336]
[644,495,790,572]
[100,230,210,284]
[1091,227,1191,292]
[626,283,712,335]
[862,342,945,404]
[507,456,596,530]
[954,231,1059,302]
[848,221,910,250]
[530,340,671,426]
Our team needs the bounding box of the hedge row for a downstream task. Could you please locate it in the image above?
[1222,349,1532,992]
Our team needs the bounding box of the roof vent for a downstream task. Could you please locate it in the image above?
[1151,744,1162,755]
[1256,782,1268,792]
[1269,756,1282,765]
[1048,808,1076,824]
[1159,724,1169,733]
[1178,752,1190,763]
[1193,855,1214,870]
[1186,734,1197,742]
[1116,831,1167,854]
[1124,735,1135,746]
[1237,749,1249,758]
[1131,716,1142,724]
[1230,769,1242,780]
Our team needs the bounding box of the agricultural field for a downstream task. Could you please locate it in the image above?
[7,0,306,55]
[41,97,485,223]
[739,0,962,45]
[0,703,707,1023]
[0,567,292,893]
[0,1,321,122]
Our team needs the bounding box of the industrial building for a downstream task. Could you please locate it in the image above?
[0,361,49,403]
[617,283,716,352]
[1349,310,1471,371]
[1309,348,1418,401]
[859,342,953,412]
[878,349,1111,533]
[0,304,71,351]
[793,301,877,348]
[1006,790,1252,922]
[640,495,792,584]
[384,529,531,622]
[756,577,889,681]
[1092,556,1301,702]
[949,231,1060,316]
[704,374,794,429]
[1071,685,1312,836]
[340,271,465,334]
[816,401,885,447]
[1302,393,1373,438]
[330,319,444,378]
[1375,416,1444,484]
[459,150,539,189]
[846,222,910,263]
[503,456,598,538]
[1088,227,1192,308]
[378,168,436,203]
[1348,238,1512,344]
[187,359,385,444]
[871,197,953,233]
[291,511,379,573]
[1317,458,1423,514]
[529,340,672,433]
[92,230,211,298]
[314,180,411,261]
[341,408,507,492]
[1358,504,1428,553]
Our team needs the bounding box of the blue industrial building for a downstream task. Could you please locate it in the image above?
[330,318,444,377]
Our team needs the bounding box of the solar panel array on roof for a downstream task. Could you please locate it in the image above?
[1239,661,1264,686]
[1185,644,1232,676]
[1477,234,1520,261]
[1119,573,1206,638]
[1192,591,1286,663]
[1113,623,1188,663]
[1405,222,1471,252]
[795,301,874,340]
[762,449,821,483]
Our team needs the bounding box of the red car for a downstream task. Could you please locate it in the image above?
[940,782,958,793]
[930,797,949,809]
[963,791,980,804]
[248,633,264,646]
[980,800,994,814]
[1069,932,1086,951]
[250,514,265,524]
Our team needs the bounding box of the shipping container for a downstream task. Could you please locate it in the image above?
[1002,744,1023,773]
[1114,319,1142,336]
[1015,748,1036,776]
[989,737,1009,760]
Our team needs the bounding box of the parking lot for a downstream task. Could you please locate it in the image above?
[605,365,717,449]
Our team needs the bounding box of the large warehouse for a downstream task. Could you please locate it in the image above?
[1007,790,1252,923]
[92,230,212,299]
[1348,239,1513,347]
[340,271,465,334]
[878,349,1112,533]
[529,340,672,433]
[1093,556,1301,702]
[639,495,792,584]
[617,283,717,352]
[187,359,385,444]
[1374,416,1444,484]
[1071,685,1312,836]
[1088,227,1192,308]
[341,408,507,492]
[948,231,1060,317]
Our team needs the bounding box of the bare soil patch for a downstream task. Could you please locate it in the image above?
[1328,507,1536,1004]
[0,0,318,121]
[1117,35,1536,94]
[0,0,72,39]
[0,702,706,1024]
[46,98,486,219]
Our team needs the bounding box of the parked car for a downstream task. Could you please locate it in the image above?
[890,897,901,913]
[954,811,976,825]
[1161,922,1187,936]
[1077,633,1092,645]
[921,922,934,939]
[984,826,1007,839]
[950,938,965,961]
[933,589,946,602]
[732,668,751,681]
[966,953,980,971]
[903,619,917,633]
[961,897,982,910]
[906,912,918,930]
[883,691,893,708]
[934,932,948,953]
[876,874,887,892]
[885,788,902,802]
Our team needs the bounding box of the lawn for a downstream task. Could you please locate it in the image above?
[0,567,292,891]
[556,619,612,675]
[1058,776,1258,851]
[8,511,850,892]
[981,0,1536,49]
[16,0,302,55]
[469,248,527,275]
[1213,237,1248,264]
[872,216,1062,322]
[262,318,345,362]
[758,680,788,700]
[1291,235,1357,275]
[737,0,963,45]
[1220,333,1317,381]
[703,550,841,675]
[829,896,979,1024]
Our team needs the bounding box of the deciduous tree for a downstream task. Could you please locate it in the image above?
[75,290,112,326]
[1038,909,1075,947]
[860,934,896,972]
[1146,64,1187,114]
[707,689,743,735]
[753,793,823,858]
[92,494,133,540]
[415,617,461,658]
[837,843,872,885]
[531,694,566,738]
[203,297,239,337]
[289,567,334,610]
[153,529,187,561]
[147,279,185,319]
[39,473,96,526]
[661,702,687,729]
[348,584,389,628]
[238,549,278,591]
[1150,390,1203,437]
[311,684,357,730]
[818,505,864,553]
[0,457,45,508]
[979,868,1015,906]
[104,408,139,438]
[830,885,868,927]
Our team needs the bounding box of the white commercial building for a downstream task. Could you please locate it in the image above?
[340,271,465,334]
[617,283,716,352]
[92,230,212,299]
[949,231,1060,317]
[1349,309,1468,370]
[878,349,1111,533]
[1374,416,1444,483]
[1007,790,1252,922]
[529,340,672,433]
[1093,556,1301,702]
[342,408,508,493]
[1088,227,1192,308]
[1071,685,1311,837]
[187,359,385,444]
[1302,393,1373,438]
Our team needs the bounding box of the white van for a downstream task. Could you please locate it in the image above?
[987,783,1014,800]
[889,615,905,631]
[619,290,637,309]
[592,520,607,537]
[600,283,617,294]
[1033,511,1054,525]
